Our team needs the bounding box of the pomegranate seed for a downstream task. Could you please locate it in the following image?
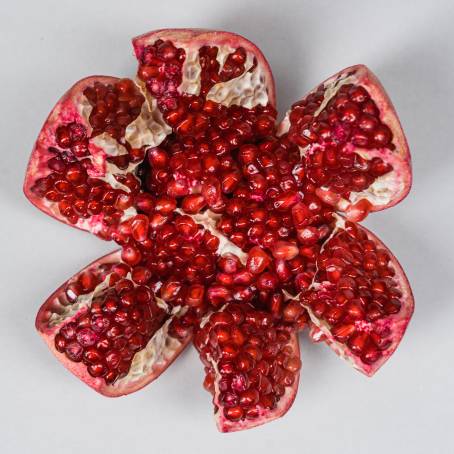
[271,241,299,260]
[246,247,271,275]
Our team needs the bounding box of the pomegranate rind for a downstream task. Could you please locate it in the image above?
[216,330,300,432]
[35,250,191,396]
[23,76,120,235]
[132,29,276,108]
[303,222,414,376]
[279,64,412,215]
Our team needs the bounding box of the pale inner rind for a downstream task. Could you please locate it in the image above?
[180,49,202,95]
[206,53,268,108]
[178,46,269,108]
[126,83,172,148]
[47,277,110,328]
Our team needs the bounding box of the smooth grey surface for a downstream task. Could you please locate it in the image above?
[0,0,453,453]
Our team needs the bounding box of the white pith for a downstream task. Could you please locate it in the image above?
[179,49,202,95]
[74,81,172,228]
[114,305,187,387]
[179,44,269,109]
[125,85,172,148]
[46,276,110,328]
[207,52,268,108]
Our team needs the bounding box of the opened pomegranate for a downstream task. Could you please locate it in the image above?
[24,28,413,432]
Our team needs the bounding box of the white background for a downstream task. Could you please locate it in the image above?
[1,1,453,453]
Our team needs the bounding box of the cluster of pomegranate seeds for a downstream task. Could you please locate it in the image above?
[27,30,412,430]
[301,221,403,365]
[31,154,130,226]
[198,46,247,95]
[138,101,278,202]
[55,121,89,157]
[83,79,144,141]
[113,211,219,287]
[137,39,185,111]
[195,304,301,422]
[55,270,166,384]
[287,83,394,200]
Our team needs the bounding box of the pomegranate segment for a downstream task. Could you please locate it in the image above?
[24,76,172,238]
[132,29,276,108]
[278,65,411,220]
[195,303,300,432]
[36,250,192,396]
[25,29,414,432]
[300,217,414,376]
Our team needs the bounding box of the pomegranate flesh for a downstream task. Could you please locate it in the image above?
[24,28,414,432]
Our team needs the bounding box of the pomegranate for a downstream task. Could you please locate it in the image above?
[24,28,414,432]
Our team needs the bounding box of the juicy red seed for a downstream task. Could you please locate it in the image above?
[60,322,77,340]
[65,342,83,362]
[54,334,66,352]
[235,352,255,372]
[348,332,369,355]
[283,356,301,372]
[181,194,206,213]
[246,247,271,274]
[88,363,106,377]
[271,241,299,260]
[121,245,142,266]
[239,389,259,407]
[224,406,243,421]
[76,328,98,347]
[282,301,304,322]
[231,373,249,393]
[260,394,276,410]
[83,347,102,364]
[331,323,356,343]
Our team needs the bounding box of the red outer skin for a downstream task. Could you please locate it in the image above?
[132,28,276,108]
[280,64,412,214]
[216,331,300,432]
[23,76,120,236]
[305,222,414,377]
[35,250,192,396]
